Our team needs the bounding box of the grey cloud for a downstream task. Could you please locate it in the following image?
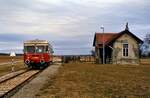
[0,0,149,54]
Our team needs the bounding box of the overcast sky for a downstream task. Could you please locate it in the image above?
[0,0,149,55]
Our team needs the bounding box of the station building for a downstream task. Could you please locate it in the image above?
[93,23,143,65]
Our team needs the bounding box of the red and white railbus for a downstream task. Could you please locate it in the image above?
[24,39,53,69]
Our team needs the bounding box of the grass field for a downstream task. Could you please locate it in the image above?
[0,56,149,97]
[37,61,150,98]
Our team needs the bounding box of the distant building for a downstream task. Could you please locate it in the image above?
[93,23,143,65]
[140,33,150,57]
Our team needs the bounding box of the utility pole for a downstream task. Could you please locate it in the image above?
[101,26,105,64]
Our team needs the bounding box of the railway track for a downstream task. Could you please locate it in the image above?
[0,70,40,98]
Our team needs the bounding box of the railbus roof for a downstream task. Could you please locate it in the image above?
[24,39,49,44]
[24,39,52,47]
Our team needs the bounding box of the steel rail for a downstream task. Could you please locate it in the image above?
[0,70,40,98]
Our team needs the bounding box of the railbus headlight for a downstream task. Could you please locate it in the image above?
[25,59,30,64]
[40,59,45,64]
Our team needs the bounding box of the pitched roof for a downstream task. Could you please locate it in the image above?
[93,30,143,46]
[109,30,143,44]
[93,33,119,46]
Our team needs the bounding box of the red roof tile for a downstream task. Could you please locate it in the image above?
[95,33,119,44]
[93,30,143,47]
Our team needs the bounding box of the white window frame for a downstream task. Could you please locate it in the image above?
[122,43,128,57]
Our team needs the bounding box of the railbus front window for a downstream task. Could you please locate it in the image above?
[46,46,49,53]
[25,46,35,53]
[36,46,45,53]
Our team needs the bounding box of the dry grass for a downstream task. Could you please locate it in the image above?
[0,56,23,63]
[140,58,150,65]
[0,56,25,76]
[37,62,150,98]
[0,62,25,76]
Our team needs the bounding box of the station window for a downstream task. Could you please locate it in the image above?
[123,43,128,57]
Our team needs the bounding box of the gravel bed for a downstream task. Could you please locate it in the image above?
[11,64,61,98]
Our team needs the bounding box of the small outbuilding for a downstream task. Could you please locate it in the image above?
[93,23,143,65]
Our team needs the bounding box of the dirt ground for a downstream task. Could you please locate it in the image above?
[37,61,150,98]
